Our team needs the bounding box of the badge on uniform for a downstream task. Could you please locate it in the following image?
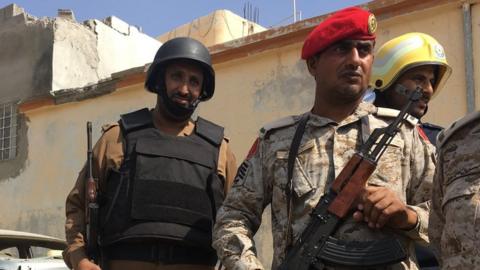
[233,160,251,186]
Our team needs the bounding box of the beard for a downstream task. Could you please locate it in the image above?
[157,89,199,121]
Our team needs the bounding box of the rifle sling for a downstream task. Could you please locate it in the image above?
[285,113,310,250]
[285,114,370,250]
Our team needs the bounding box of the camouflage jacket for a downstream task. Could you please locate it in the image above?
[429,111,480,269]
[213,103,435,270]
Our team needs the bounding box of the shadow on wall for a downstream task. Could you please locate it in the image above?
[253,60,315,113]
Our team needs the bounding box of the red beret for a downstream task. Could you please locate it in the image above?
[301,7,377,59]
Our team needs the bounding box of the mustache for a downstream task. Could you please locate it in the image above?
[170,92,193,101]
[394,84,430,102]
[339,70,362,77]
[170,92,200,107]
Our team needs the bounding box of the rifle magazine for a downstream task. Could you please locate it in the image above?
[316,236,406,268]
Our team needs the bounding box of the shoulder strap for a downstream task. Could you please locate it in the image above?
[260,115,297,139]
[195,117,225,147]
[438,111,480,148]
[285,113,310,250]
[119,108,153,134]
[420,122,443,131]
[118,108,153,161]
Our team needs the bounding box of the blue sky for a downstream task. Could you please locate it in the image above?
[0,0,370,37]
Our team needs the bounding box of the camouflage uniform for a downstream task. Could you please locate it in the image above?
[213,103,435,270]
[429,111,480,269]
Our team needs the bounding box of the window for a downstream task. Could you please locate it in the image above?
[0,103,17,160]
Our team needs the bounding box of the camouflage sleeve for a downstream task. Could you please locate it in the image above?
[429,128,480,268]
[403,127,435,243]
[428,147,444,258]
[213,138,270,270]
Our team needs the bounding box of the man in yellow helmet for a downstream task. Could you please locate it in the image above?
[371,32,452,145]
[370,32,452,269]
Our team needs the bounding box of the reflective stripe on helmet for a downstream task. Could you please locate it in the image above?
[371,32,452,98]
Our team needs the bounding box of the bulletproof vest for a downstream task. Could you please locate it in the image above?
[100,108,225,253]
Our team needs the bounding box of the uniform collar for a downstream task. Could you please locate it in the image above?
[307,102,375,128]
[181,120,195,136]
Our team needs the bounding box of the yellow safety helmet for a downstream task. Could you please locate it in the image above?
[371,32,452,98]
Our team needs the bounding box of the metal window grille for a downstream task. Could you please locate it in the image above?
[0,103,17,160]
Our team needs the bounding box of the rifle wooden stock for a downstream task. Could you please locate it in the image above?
[87,178,97,203]
[328,154,376,218]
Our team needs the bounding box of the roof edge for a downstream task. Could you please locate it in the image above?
[19,0,471,112]
[210,0,462,64]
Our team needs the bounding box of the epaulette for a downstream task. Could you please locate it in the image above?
[259,115,300,139]
[101,123,119,133]
[437,111,480,148]
[374,107,418,126]
[421,122,443,131]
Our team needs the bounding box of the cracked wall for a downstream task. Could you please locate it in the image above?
[0,4,53,103]
[52,16,161,91]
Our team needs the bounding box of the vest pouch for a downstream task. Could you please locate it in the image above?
[131,180,213,231]
[100,168,131,237]
[131,138,217,233]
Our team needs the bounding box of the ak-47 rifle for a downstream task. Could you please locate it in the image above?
[279,85,423,270]
[86,121,100,263]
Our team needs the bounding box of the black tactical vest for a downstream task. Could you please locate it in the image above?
[99,108,225,258]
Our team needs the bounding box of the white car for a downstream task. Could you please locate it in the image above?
[0,229,68,270]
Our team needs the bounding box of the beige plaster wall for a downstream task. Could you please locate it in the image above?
[472,4,480,109]
[0,86,156,236]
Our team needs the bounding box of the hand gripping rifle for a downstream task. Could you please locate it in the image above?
[86,122,100,263]
[279,86,423,270]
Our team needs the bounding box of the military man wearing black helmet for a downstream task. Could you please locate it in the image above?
[63,37,237,270]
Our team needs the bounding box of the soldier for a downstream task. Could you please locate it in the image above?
[213,7,435,270]
[370,32,452,268]
[63,37,237,270]
[371,32,452,145]
[429,111,480,269]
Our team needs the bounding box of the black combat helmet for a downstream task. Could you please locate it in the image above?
[145,37,215,101]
